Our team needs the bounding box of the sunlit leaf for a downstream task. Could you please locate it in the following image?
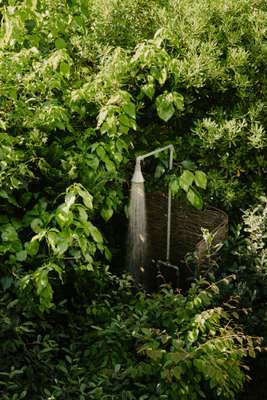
[195,171,207,189]
[187,188,203,209]
[179,170,194,192]
[156,93,175,122]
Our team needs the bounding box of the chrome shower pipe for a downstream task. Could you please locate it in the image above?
[133,144,174,262]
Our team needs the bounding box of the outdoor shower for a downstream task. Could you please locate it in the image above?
[127,145,174,284]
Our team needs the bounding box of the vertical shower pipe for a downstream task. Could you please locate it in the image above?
[137,144,174,262]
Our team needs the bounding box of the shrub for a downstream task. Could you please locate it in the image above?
[0,0,266,305]
[221,198,267,337]
[0,276,261,400]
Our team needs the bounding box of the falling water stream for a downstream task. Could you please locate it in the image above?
[127,181,147,282]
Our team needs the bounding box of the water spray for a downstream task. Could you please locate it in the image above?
[128,145,175,285]
[131,144,174,262]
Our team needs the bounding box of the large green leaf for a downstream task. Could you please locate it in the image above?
[16,250,27,262]
[1,224,18,242]
[88,222,103,244]
[195,171,207,189]
[123,102,136,119]
[31,218,44,234]
[187,188,203,209]
[179,170,195,192]
[141,83,155,100]
[74,185,93,209]
[156,93,175,122]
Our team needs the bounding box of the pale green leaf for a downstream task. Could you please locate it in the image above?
[88,222,103,244]
[187,188,203,209]
[179,170,194,192]
[156,93,175,122]
[172,92,184,111]
[31,218,43,233]
[195,171,207,189]
[16,250,27,262]
[141,83,155,100]
[1,224,18,242]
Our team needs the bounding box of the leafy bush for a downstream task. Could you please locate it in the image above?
[220,198,267,337]
[0,1,266,397]
[0,0,266,305]
[0,276,261,400]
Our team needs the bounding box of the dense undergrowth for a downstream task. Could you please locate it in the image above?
[0,0,266,398]
[0,274,262,400]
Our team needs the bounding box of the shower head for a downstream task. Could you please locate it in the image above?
[131,157,144,183]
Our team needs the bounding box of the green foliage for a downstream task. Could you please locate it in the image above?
[0,183,109,310]
[0,0,266,397]
[221,198,267,334]
[0,276,261,400]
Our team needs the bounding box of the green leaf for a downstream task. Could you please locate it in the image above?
[0,189,18,206]
[75,186,93,209]
[78,206,88,224]
[16,250,27,262]
[158,68,168,85]
[47,230,70,256]
[87,155,99,170]
[0,276,14,290]
[0,119,6,130]
[119,113,131,127]
[195,171,207,189]
[104,157,116,172]
[34,269,53,311]
[31,218,43,233]
[104,246,112,261]
[25,240,39,256]
[96,146,106,160]
[88,222,103,244]
[1,224,18,242]
[172,92,184,111]
[156,93,175,122]
[60,61,70,76]
[181,160,196,170]
[101,208,113,222]
[123,102,136,119]
[170,177,180,195]
[179,170,195,192]
[147,349,163,361]
[187,188,203,209]
[1,276,13,290]
[97,108,108,128]
[141,83,155,100]
[55,38,67,49]
[55,208,73,227]
[65,192,76,211]
[173,366,183,380]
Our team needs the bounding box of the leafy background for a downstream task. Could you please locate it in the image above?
[0,0,266,399]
